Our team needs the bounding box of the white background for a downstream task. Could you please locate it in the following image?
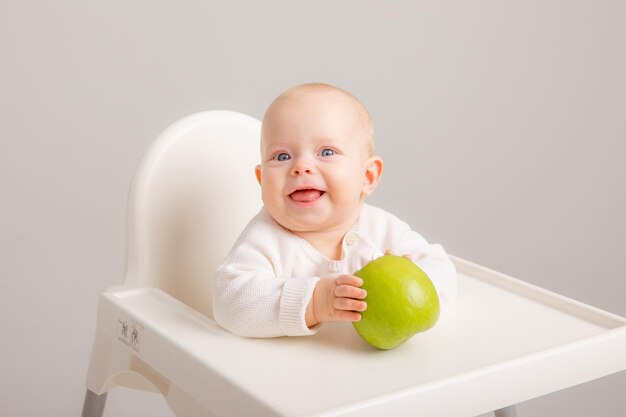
[1,1,624,416]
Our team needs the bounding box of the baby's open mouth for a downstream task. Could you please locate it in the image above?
[289,189,325,203]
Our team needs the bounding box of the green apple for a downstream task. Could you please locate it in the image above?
[353,255,440,349]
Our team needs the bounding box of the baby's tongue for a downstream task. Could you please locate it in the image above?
[290,189,322,202]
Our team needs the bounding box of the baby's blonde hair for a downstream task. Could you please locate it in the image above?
[265,82,376,156]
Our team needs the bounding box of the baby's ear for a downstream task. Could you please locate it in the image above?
[362,156,383,196]
[255,165,262,185]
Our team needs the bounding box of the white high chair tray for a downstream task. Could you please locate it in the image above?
[100,255,626,417]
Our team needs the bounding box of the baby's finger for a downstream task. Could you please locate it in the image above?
[334,310,362,322]
[402,254,412,260]
[384,249,394,256]
[333,298,367,312]
[335,274,363,287]
[335,285,367,299]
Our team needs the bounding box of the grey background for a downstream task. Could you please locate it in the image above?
[1,1,624,416]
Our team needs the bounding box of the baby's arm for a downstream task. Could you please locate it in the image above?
[305,275,368,327]
[391,220,458,304]
[213,239,320,337]
[214,250,367,336]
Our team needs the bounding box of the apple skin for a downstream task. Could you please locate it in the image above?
[352,255,440,350]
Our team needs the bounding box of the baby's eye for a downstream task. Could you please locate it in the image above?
[275,152,291,161]
[320,148,335,157]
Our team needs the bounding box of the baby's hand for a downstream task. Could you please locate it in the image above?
[384,249,412,260]
[305,275,367,327]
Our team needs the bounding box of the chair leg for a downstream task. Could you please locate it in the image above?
[494,405,518,417]
[81,389,107,417]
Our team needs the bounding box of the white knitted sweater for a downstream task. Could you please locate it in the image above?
[213,204,457,338]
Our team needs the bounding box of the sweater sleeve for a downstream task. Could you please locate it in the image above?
[213,217,320,338]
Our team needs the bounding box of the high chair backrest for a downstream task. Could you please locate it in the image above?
[124,111,262,318]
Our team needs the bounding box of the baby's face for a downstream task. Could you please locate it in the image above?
[256,90,381,235]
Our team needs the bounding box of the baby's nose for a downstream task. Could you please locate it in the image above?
[291,159,313,175]
[291,166,312,175]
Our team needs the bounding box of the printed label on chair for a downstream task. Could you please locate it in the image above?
[117,318,143,352]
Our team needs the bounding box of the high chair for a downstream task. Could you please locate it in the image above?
[82,111,626,417]
[82,111,263,416]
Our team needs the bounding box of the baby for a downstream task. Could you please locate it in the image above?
[213,83,457,337]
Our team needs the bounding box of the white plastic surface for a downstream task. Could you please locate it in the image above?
[94,256,625,417]
[86,110,263,415]
[123,110,262,318]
